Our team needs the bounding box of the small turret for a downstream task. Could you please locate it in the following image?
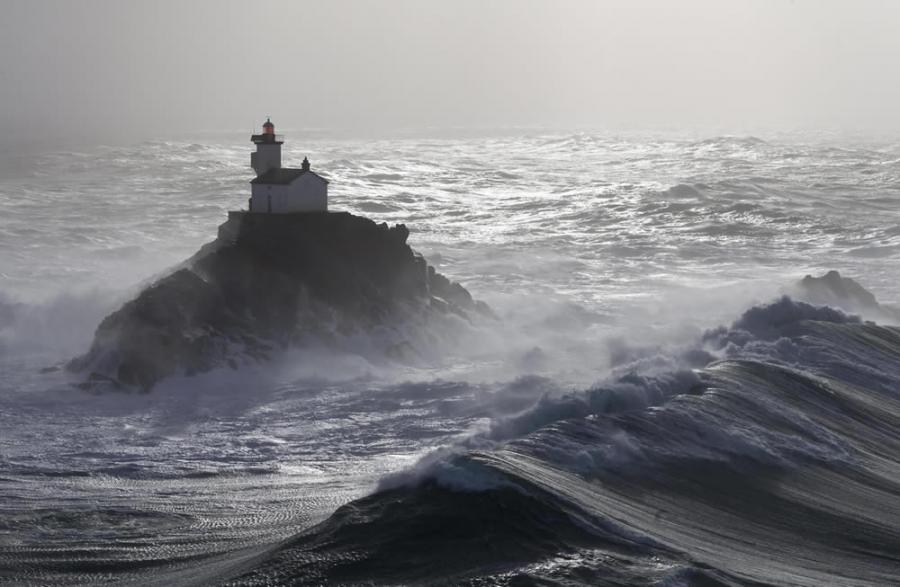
[302,156,311,172]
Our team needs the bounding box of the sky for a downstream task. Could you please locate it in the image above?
[1,0,899,143]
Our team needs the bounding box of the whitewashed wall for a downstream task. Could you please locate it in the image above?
[250,174,328,213]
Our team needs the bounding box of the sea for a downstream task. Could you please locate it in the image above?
[1,130,899,585]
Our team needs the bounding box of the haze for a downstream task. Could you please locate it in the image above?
[2,0,899,144]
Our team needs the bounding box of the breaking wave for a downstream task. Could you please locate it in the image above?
[226,296,900,585]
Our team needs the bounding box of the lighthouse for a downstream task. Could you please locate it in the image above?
[249,119,329,213]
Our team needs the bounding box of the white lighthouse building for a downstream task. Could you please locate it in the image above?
[248,119,328,213]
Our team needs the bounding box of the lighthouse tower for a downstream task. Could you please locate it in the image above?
[250,118,282,175]
[248,119,329,213]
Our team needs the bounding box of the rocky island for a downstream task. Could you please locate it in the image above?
[68,211,490,390]
[792,269,899,322]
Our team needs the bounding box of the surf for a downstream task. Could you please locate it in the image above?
[226,296,900,585]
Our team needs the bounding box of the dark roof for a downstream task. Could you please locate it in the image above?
[251,167,329,185]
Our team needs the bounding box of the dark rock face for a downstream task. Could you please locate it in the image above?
[796,270,877,310]
[68,212,490,390]
[792,270,897,322]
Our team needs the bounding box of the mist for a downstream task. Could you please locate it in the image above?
[2,0,900,145]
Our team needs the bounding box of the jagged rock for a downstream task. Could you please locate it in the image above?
[796,270,877,309]
[792,270,897,322]
[68,212,490,390]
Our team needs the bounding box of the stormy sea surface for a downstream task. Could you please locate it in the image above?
[1,130,900,585]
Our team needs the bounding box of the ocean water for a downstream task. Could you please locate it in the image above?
[1,131,899,585]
